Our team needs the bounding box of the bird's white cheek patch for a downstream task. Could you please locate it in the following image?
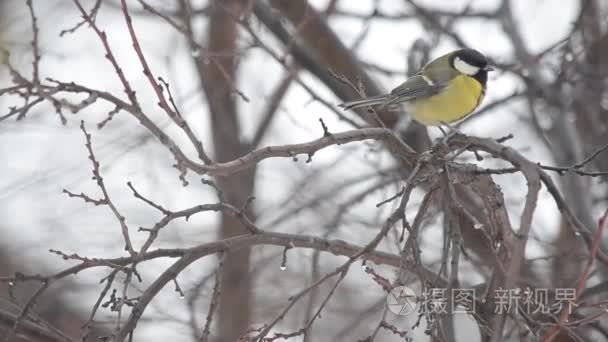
[454,57,480,75]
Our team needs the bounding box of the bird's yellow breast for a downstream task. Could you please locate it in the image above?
[410,75,484,126]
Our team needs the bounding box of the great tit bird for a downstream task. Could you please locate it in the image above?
[339,49,493,127]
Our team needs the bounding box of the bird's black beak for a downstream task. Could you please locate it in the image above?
[484,66,494,71]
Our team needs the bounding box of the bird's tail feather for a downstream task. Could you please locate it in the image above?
[338,95,391,110]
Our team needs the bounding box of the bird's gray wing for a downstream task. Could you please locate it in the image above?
[388,74,448,104]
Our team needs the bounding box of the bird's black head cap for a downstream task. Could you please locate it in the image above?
[454,49,488,68]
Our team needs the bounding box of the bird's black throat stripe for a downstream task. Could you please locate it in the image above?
[473,70,488,87]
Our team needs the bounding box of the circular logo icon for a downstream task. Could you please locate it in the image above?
[387,286,418,315]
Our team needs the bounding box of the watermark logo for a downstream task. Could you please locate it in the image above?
[386,286,418,315]
[385,286,577,316]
